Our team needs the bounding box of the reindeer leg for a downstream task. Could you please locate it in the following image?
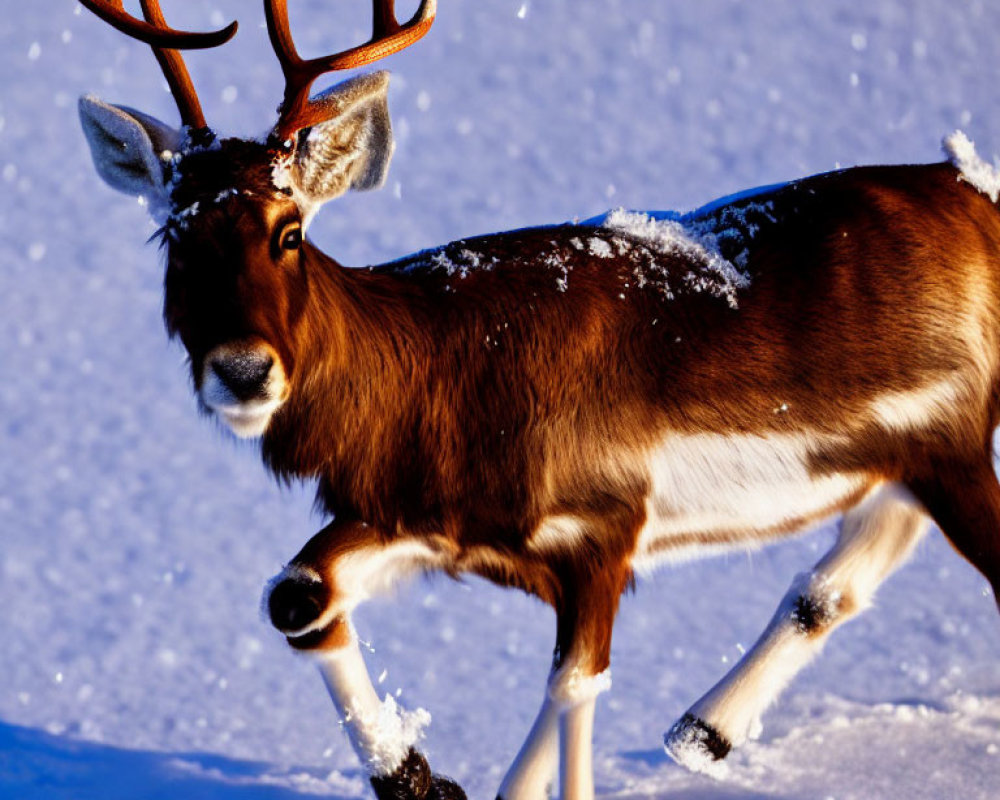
[266,521,466,800]
[496,692,560,800]
[496,556,626,800]
[496,665,612,800]
[316,628,464,800]
[908,455,1000,611]
[552,667,607,800]
[665,483,928,774]
[550,563,630,800]
[316,627,431,790]
[546,612,617,800]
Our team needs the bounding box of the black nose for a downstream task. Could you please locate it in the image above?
[210,352,273,400]
[268,577,327,633]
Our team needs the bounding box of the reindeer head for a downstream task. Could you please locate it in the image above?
[77,0,435,437]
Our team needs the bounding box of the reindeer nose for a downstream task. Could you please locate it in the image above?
[209,351,273,400]
[268,576,327,634]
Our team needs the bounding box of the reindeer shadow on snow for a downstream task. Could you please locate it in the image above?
[75,1,1000,799]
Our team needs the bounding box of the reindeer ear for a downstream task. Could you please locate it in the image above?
[79,95,182,208]
[286,71,394,222]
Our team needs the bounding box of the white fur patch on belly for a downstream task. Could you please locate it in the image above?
[634,433,867,572]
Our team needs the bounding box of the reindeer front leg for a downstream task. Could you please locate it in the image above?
[497,692,560,800]
[266,521,466,800]
[499,559,629,800]
[497,666,611,800]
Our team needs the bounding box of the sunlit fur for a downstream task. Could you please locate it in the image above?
[162,151,1000,792]
[74,3,1000,787]
[161,152,1000,653]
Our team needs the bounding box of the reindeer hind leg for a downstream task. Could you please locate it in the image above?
[907,455,1000,612]
[665,483,929,774]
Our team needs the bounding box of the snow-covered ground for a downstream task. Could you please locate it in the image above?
[3,1,1000,798]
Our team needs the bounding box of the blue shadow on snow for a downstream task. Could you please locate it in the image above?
[0,718,363,800]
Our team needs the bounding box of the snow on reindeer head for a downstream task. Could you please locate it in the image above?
[76,0,434,438]
[79,71,394,232]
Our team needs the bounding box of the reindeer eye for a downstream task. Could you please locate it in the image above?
[279,223,302,251]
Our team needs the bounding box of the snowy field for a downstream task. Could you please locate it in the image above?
[3,1,1000,798]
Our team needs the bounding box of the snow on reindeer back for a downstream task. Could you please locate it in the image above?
[944,130,1000,203]
[584,185,782,309]
[391,182,783,308]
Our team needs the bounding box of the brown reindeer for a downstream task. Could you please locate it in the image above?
[75,1,1000,799]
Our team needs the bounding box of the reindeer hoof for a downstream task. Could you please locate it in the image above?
[368,748,467,800]
[428,775,467,800]
[267,575,326,633]
[664,713,732,776]
[369,748,432,799]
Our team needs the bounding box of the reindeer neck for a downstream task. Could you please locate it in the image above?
[261,244,440,522]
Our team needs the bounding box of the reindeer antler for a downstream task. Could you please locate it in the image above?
[78,0,238,132]
[265,0,437,141]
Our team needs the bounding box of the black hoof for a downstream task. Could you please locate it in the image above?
[267,575,327,633]
[368,749,468,800]
[664,713,732,762]
[369,748,432,800]
[427,775,467,800]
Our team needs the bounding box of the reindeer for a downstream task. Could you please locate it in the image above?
[75,1,1000,798]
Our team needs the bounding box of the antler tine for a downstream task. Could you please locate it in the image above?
[78,0,237,132]
[266,0,437,141]
[78,1,237,50]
